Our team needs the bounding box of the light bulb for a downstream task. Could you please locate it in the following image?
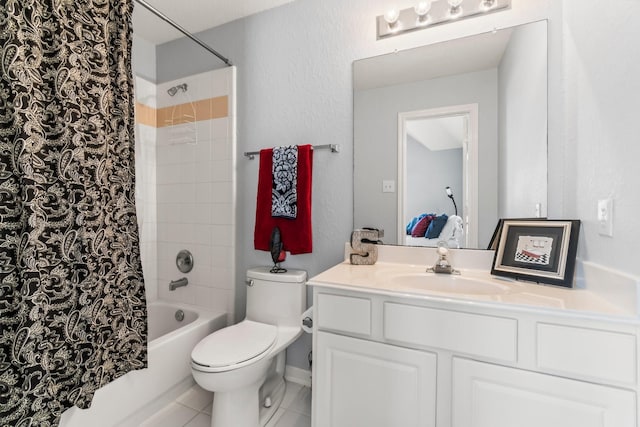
[414,1,431,24]
[446,186,453,197]
[414,1,432,16]
[384,7,400,26]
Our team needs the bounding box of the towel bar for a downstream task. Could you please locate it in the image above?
[243,144,340,160]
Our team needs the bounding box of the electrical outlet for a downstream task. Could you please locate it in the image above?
[597,198,613,237]
[382,180,395,193]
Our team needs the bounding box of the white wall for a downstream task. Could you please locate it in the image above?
[406,138,463,224]
[498,20,548,218]
[561,0,640,276]
[133,34,157,82]
[354,69,498,247]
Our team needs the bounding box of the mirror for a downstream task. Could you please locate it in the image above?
[354,20,548,249]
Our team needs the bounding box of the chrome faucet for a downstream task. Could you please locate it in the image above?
[169,277,188,291]
[427,242,459,275]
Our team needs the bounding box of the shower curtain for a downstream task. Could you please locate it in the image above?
[0,0,147,425]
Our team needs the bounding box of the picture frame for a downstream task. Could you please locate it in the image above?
[487,218,546,250]
[491,219,581,288]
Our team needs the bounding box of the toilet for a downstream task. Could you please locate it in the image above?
[191,267,307,427]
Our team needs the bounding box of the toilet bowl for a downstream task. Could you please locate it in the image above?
[191,267,307,427]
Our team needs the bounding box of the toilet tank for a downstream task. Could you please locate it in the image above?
[246,267,307,327]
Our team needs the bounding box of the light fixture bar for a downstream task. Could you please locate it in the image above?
[376,0,511,40]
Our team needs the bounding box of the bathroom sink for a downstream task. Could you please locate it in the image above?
[386,272,513,296]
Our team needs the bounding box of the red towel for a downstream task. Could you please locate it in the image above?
[254,144,313,254]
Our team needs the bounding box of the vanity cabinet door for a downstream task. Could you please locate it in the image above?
[452,358,636,427]
[314,331,437,427]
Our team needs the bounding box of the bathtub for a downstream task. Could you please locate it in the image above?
[59,301,227,427]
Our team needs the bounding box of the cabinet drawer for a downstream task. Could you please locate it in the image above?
[536,323,636,385]
[317,293,371,336]
[384,303,517,362]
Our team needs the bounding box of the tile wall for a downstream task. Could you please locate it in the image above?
[135,68,236,321]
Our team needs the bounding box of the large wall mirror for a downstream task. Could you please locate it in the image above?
[354,20,548,249]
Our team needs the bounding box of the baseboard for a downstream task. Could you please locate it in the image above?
[284,365,312,388]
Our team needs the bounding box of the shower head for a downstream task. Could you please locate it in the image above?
[167,83,188,96]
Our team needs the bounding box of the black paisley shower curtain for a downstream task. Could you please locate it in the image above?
[0,0,147,425]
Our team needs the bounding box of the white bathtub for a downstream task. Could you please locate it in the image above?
[59,301,227,427]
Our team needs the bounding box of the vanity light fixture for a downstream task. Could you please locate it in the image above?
[376,0,511,40]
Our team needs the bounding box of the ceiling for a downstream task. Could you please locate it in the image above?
[407,116,465,151]
[132,0,296,44]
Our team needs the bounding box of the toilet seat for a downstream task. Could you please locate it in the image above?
[191,320,278,373]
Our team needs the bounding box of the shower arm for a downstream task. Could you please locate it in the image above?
[134,0,233,67]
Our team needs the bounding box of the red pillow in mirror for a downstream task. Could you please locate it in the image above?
[411,215,434,237]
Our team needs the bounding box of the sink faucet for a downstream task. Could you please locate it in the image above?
[427,242,459,274]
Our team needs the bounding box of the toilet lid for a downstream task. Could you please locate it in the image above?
[191,320,278,368]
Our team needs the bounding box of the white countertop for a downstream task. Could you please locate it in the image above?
[308,260,638,320]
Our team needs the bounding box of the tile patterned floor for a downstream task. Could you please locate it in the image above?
[139,381,311,427]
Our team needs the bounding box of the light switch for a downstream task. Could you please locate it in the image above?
[382,180,395,193]
[597,198,613,237]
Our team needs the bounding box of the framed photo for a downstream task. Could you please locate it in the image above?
[491,219,580,288]
[488,218,546,250]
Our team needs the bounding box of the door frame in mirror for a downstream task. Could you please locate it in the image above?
[398,104,478,247]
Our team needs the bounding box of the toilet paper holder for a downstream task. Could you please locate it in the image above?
[301,307,313,333]
[302,316,312,329]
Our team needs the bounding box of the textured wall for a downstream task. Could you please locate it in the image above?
[561,0,640,276]
[498,21,548,218]
[155,0,569,370]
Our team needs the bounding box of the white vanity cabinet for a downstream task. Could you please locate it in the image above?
[311,286,639,427]
[315,332,437,427]
[452,357,635,427]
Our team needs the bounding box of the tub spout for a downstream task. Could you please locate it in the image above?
[169,277,188,291]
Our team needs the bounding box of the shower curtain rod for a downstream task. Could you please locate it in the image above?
[134,0,233,67]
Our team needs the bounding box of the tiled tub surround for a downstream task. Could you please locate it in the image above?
[134,68,237,321]
[309,245,640,427]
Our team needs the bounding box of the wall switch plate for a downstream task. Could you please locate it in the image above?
[597,198,613,237]
[382,180,395,193]
[535,203,542,218]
